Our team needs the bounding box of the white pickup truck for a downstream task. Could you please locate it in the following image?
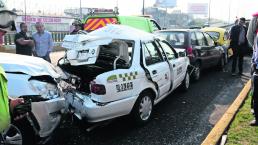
[59,25,191,125]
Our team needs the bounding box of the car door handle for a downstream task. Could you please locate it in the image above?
[152,70,157,75]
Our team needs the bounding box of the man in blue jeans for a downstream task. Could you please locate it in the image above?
[32,22,53,62]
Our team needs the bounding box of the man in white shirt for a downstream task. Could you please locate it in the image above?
[32,22,53,62]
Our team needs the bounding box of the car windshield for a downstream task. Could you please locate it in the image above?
[205,31,220,41]
[156,31,186,47]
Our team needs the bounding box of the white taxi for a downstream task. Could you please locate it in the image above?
[59,25,191,125]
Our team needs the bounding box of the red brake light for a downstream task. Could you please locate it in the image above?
[90,81,106,95]
[187,47,193,57]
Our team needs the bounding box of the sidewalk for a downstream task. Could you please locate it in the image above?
[227,92,258,145]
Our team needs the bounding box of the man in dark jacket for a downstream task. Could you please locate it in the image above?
[70,20,83,35]
[14,23,34,56]
[230,17,248,76]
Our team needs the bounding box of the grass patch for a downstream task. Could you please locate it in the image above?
[227,92,258,145]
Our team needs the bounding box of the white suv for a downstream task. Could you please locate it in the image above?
[59,25,190,124]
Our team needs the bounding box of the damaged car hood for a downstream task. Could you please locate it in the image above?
[0,53,60,78]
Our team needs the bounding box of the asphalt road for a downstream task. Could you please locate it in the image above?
[49,52,251,145]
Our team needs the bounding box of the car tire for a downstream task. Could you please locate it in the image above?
[1,124,23,145]
[217,55,225,71]
[180,72,190,92]
[192,62,201,81]
[131,91,154,126]
[13,116,37,145]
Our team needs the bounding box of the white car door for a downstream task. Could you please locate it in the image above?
[157,40,185,88]
[142,41,171,98]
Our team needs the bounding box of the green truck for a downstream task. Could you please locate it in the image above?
[83,13,161,33]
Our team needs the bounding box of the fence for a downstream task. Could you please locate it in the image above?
[3,31,70,45]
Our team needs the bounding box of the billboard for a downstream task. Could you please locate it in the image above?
[187,3,208,15]
[154,0,177,8]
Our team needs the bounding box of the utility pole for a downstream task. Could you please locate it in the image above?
[80,0,82,18]
[142,0,145,15]
[24,0,27,22]
[228,0,232,24]
[208,0,211,25]
[163,8,167,28]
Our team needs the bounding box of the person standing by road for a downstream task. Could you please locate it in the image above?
[14,23,34,56]
[70,20,83,35]
[247,12,258,126]
[0,65,25,132]
[32,22,53,62]
[230,17,248,76]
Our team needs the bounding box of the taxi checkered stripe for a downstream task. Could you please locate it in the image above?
[119,71,138,82]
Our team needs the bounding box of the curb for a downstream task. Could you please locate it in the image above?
[201,79,252,145]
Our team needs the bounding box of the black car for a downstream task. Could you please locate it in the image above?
[156,29,225,81]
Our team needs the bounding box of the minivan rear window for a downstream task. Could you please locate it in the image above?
[84,17,118,32]
[156,32,186,48]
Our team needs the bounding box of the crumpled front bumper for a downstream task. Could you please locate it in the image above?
[65,92,137,123]
[31,97,66,138]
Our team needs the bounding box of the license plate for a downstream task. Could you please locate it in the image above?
[78,50,90,60]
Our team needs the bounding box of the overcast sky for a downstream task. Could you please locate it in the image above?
[5,0,258,22]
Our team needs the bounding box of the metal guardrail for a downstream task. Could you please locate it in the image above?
[3,31,69,45]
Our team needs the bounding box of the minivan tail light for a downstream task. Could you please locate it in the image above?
[90,81,106,95]
[187,47,193,57]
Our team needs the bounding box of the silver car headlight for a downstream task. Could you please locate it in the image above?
[30,80,59,99]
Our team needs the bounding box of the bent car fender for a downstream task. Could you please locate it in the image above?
[31,98,65,137]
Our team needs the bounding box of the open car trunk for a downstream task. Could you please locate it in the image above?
[59,63,108,93]
[59,36,133,93]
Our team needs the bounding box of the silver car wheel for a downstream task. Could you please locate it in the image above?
[139,96,153,121]
[195,67,200,80]
[185,73,190,89]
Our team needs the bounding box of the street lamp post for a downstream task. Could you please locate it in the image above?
[228,0,232,24]
[24,0,27,22]
[80,0,82,18]
[142,0,145,15]
[208,0,211,25]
